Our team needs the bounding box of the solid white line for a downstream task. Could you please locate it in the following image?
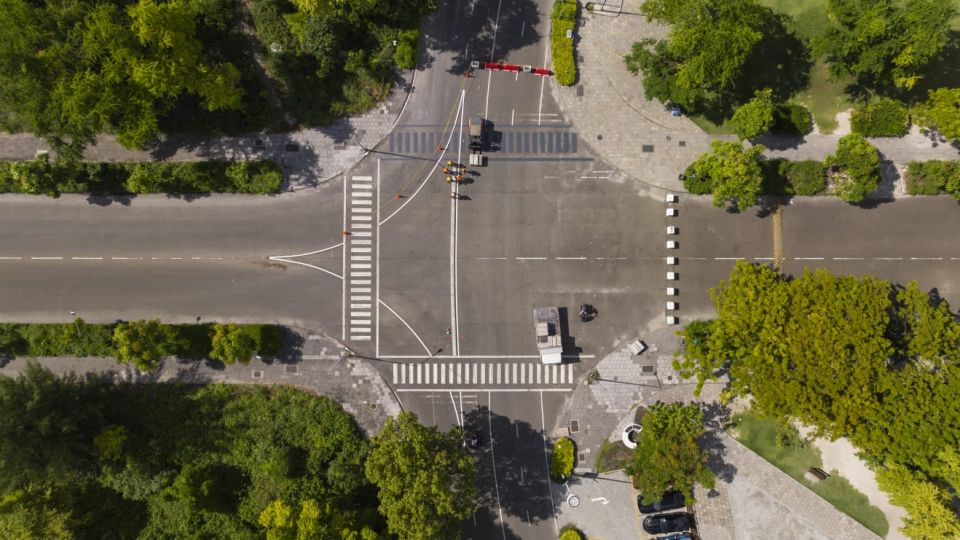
[352,223,372,229]
[0,257,21,260]
[169,257,183,260]
[540,391,560,535]
[476,257,508,260]
[511,109,515,125]
[555,257,587,260]
[832,257,863,261]
[380,105,464,226]
[794,257,824,260]
[353,271,372,277]
[351,263,372,269]
[342,172,348,341]
[875,257,903,261]
[538,43,549,126]
[488,392,507,540]
[911,257,943,261]
[189,257,219,260]
[376,158,381,359]
[484,0,503,122]
[516,257,547,260]
[270,243,344,259]
[272,258,344,280]
[396,388,574,393]
[72,257,103,260]
[32,257,63,260]
[379,299,432,356]
[352,239,372,245]
[484,70,493,122]
[450,391,463,429]
[378,354,596,359]
[715,257,744,261]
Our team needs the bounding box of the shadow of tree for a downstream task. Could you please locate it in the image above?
[421,0,542,75]
[699,402,739,496]
[462,405,558,530]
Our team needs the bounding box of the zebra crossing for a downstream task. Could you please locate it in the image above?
[392,362,576,387]
[387,129,579,155]
[347,175,376,342]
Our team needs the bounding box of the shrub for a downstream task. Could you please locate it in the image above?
[682,167,713,194]
[551,0,577,86]
[773,103,813,135]
[780,160,827,195]
[850,98,910,137]
[760,159,791,196]
[729,89,776,140]
[826,134,880,202]
[559,525,585,540]
[904,160,960,196]
[550,437,575,482]
[395,29,419,70]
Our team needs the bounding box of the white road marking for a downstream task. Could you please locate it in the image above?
[715,257,744,260]
[397,388,573,392]
[275,258,344,280]
[911,257,943,261]
[380,354,595,359]
[540,391,560,536]
[876,257,903,261]
[376,158,382,358]
[0,257,22,260]
[72,257,103,260]
[31,257,63,260]
[833,257,863,261]
[511,109,515,125]
[488,392,507,540]
[794,257,824,260]
[555,257,587,260]
[379,299,432,355]
[516,257,547,260]
[538,43,549,126]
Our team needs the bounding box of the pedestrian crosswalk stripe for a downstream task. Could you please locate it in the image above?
[390,362,575,386]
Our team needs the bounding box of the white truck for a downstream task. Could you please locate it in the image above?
[468,114,485,167]
[533,306,563,364]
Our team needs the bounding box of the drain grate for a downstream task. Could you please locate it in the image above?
[252,370,263,379]
[284,365,298,374]
[576,85,584,97]
[570,419,580,433]
[679,140,686,147]
[642,144,654,152]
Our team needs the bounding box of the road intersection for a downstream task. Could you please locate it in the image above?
[3,0,960,538]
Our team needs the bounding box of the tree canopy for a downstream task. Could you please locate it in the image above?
[684,140,766,209]
[676,262,960,492]
[365,412,477,540]
[817,0,957,91]
[626,402,715,505]
[729,89,776,140]
[915,87,960,141]
[0,364,399,538]
[825,134,880,202]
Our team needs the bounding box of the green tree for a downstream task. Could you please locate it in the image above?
[550,437,575,482]
[817,0,956,90]
[850,98,910,137]
[0,485,73,539]
[915,87,960,141]
[826,134,880,202]
[685,140,765,209]
[729,89,776,140]
[210,324,257,365]
[626,403,714,504]
[112,320,175,370]
[876,465,960,539]
[365,412,477,540]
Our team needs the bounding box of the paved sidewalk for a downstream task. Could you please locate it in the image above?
[0,73,415,192]
[552,10,960,194]
[0,328,401,435]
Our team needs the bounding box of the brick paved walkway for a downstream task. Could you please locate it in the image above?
[552,10,960,195]
[0,328,400,435]
[0,73,415,192]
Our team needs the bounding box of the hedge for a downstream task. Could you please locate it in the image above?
[395,29,420,70]
[0,157,284,196]
[905,160,960,197]
[551,0,578,86]
[0,321,283,365]
[850,98,910,138]
[550,436,575,482]
[559,525,586,540]
[773,103,813,136]
[780,160,827,195]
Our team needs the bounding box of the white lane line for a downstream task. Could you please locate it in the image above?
[715,257,744,260]
[794,257,824,260]
[379,299,432,356]
[272,258,344,280]
[0,256,22,260]
[487,391,507,540]
[72,257,103,260]
[516,257,547,260]
[32,256,63,260]
[833,257,863,261]
[538,41,549,126]
[511,109,515,125]
[555,257,587,260]
[876,257,903,261]
[270,243,344,259]
[380,104,464,226]
[379,354,596,359]
[450,391,463,429]
[911,257,944,261]
[189,257,220,260]
[169,257,183,260]
[342,172,348,342]
[540,391,560,536]
[476,257,508,260]
[484,0,503,122]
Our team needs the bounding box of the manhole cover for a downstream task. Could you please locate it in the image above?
[597,134,603,141]
[576,85,584,97]
[679,140,686,147]
[570,419,580,433]
[285,365,298,374]
[641,365,655,373]
[252,370,263,379]
[369,403,378,410]
[642,144,654,152]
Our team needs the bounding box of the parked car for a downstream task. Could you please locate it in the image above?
[636,491,686,514]
[656,533,697,540]
[642,512,695,535]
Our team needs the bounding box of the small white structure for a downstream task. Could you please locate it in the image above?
[666,207,678,217]
[628,339,647,356]
[666,226,678,235]
[667,272,678,280]
[666,240,678,249]
[667,287,678,295]
[667,315,679,325]
[622,424,643,449]
[666,256,678,265]
[666,301,678,310]
[665,193,678,203]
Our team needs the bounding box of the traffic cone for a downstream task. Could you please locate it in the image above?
[342,230,351,236]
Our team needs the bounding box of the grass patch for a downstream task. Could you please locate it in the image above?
[550,0,578,86]
[688,114,735,135]
[790,60,852,134]
[595,439,633,473]
[730,413,889,537]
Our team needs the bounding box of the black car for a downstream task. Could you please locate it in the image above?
[642,512,695,535]
[637,491,686,514]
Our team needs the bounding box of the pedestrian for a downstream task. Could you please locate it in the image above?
[442,167,451,174]
[446,175,454,183]
[456,174,464,182]
[450,192,459,199]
